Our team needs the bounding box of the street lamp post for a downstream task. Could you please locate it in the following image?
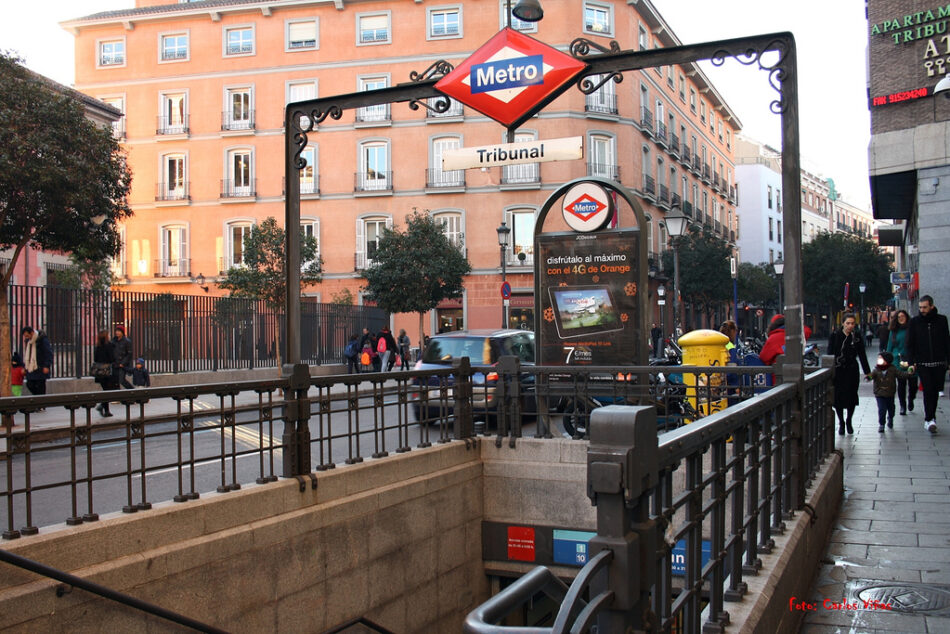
[773,256,785,311]
[657,283,666,358]
[497,221,511,329]
[664,205,690,338]
[859,281,867,330]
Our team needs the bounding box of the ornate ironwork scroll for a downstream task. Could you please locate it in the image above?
[409,60,454,82]
[711,38,789,114]
[570,38,624,95]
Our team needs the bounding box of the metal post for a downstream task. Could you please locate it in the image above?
[673,240,681,337]
[777,274,783,310]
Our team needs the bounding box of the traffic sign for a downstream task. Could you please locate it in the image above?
[435,28,587,129]
[501,281,512,299]
[442,136,582,171]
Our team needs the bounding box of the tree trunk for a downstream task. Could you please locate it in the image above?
[1,289,11,398]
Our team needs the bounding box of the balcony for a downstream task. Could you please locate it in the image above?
[501,164,540,186]
[680,145,690,166]
[155,182,190,202]
[683,201,693,217]
[668,133,680,159]
[156,115,189,135]
[154,258,190,278]
[642,173,656,198]
[671,193,682,209]
[587,163,620,180]
[701,163,711,184]
[712,173,721,192]
[282,177,320,196]
[691,155,702,175]
[426,98,464,119]
[658,184,670,208]
[714,219,722,234]
[585,92,618,116]
[730,229,736,242]
[355,171,393,193]
[355,105,390,124]
[639,107,654,137]
[425,168,465,189]
[729,185,738,203]
[221,110,255,132]
[111,119,126,141]
[221,179,256,199]
[655,122,668,148]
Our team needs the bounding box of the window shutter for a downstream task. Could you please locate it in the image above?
[355,218,365,269]
[288,21,316,44]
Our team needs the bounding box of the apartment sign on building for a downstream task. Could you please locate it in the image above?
[435,28,587,127]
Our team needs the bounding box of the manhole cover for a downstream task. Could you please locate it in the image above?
[854,582,950,615]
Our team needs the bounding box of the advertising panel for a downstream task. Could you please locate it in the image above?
[537,229,640,366]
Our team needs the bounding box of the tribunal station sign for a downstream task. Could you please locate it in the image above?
[442,136,583,170]
[435,27,587,128]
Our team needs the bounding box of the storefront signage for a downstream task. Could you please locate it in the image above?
[537,229,640,366]
[435,28,587,128]
[441,136,583,170]
[869,6,950,44]
[891,271,913,284]
[870,86,930,106]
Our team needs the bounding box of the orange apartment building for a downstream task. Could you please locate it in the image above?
[64,0,740,337]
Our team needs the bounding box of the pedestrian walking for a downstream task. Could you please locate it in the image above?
[92,330,118,417]
[865,325,874,348]
[886,309,918,415]
[344,334,361,374]
[112,326,134,389]
[827,313,871,435]
[378,326,397,371]
[131,358,151,387]
[906,295,950,434]
[20,326,53,398]
[397,329,411,370]
[877,321,890,353]
[868,351,914,433]
[651,323,662,359]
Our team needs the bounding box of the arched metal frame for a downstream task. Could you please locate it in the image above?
[531,176,651,366]
[284,31,805,494]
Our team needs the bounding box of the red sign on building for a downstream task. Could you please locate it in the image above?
[435,28,587,128]
[506,525,536,562]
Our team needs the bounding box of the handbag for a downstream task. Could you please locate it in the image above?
[91,362,113,379]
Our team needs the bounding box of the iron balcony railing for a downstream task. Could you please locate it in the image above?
[3,284,387,380]
[425,168,465,189]
[221,110,255,131]
[658,184,670,207]
[639,107,654,135]
[501,164,540,185]
[156,115,188,135]
[671,192,682,209]
[1,361,787,539]
[668,133,680,157]
[220,179,256,199]
[160,49,189,61]
[426,98,464,118]
[680,145,690,165]
[683,200,693,217]
[282,176,320,196]
[587,163,619,180]
[691,156,702,175]
[655,121,668,147]
[585,92,618,115]
[355,105,390,123]
[155,182,189,202]
[354,171,393,192]
[153,258,191,278]
[702,163,712,183]
[642,173,656,197]
[226,42,253,55]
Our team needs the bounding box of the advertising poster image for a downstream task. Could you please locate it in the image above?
[537,229,640,366]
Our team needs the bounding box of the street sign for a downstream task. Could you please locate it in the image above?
[500,281,512,299]
[434,28,587,128]
[890,271,913,285]
[561,182,614,232]
[442,136,582,171]
[658,300,666,306]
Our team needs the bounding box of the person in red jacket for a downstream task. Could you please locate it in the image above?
[760,314,812,366]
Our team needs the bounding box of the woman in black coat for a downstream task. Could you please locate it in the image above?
[827,313,871,435]
[93,329,118,417]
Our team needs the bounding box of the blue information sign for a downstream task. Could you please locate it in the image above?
[552,529,596,566]
[671,540,712,576]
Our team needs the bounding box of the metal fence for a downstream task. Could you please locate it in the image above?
[6,284,387,378]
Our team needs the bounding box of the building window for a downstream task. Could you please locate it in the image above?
[588,134,616,179]
[101,96,125,139]
[584,2,613,36]
[299,146,318,194]
[286,19,318,51]
[356,216,392,268]
[428,7,461,38]
[777,221,782,243]
[159,154,187,201]
[159,225,188,277]
[500,0,537,31]
[638,24,648,51]
[223,87,253,131]
[427,96,463,118]
[508,209,535,266]
[356,76,390,122]
[161,33,188,61]
[159,92,187,134]
[700,100,706,123]
[767,185,773,209]
[429,136,464,188]
[357,141,391,192]
[110,227,127,278]
[227,222,253,269]
[768,217,774,241]
[585,74,617,115]
[502,132,539,184]
[717,120,724,141]
[689,89,696,113]
[358,13,390,45]
[224,26,254,56]
[678,74,686,101]
[434,211,463,249]
[224,149,253,198]
[301,218,320,266]
[98,39,125,66]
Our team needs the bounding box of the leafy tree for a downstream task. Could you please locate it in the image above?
[0,53,132,395]
[802,231,892,324]
[661,226,732,328]
[51,253,116,291]
[330,288,354,306]
[217,216,322,368]
[737,262,779,309]
[361,210,471,349]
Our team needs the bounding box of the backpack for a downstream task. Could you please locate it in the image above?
[361,350,371,366]
[344,339,359,359]
[377,337,387,353]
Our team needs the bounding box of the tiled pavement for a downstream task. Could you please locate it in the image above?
[801,380,950,633]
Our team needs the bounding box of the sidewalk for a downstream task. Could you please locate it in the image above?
[802,380,950,632]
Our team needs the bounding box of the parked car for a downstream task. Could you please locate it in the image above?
[411,329,535,423]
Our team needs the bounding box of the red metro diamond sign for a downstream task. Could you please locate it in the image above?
[566,194,606,222]
[435,28,587,129]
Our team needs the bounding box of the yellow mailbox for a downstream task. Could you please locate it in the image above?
[678,329,730,421]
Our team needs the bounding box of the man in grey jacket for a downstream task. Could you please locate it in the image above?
[112,326,134,389]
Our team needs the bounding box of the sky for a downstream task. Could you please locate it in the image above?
[1,0,872,209]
